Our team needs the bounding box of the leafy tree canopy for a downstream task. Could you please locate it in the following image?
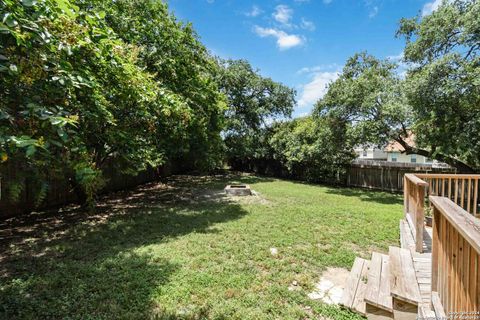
[313,53,412,150]
[269,116,355,182]
[398,0,480,171]
[219,59,295,164]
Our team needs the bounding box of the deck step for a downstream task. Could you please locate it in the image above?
[431,291,446,319]
[341,257,370,316]
[388,246,422,305]
[364,252,393,313]
[399,219,415,252]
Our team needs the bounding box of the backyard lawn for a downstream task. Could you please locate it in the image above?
[0,174,403,320]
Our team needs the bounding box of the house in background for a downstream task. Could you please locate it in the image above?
[384,136,432,164]
[354,145,387,160]
[355,134,450,167]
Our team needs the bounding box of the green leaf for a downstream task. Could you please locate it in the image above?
[0,23,10,33]
[21,0,37,7]
[3,14,17,28]
[26,145,36,157]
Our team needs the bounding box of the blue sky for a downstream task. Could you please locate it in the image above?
[167,0,441,117]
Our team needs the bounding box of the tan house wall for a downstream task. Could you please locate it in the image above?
[386,152,431,164]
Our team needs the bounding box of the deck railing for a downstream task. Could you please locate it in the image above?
[416,174,480,216]
[430,196,480,314]
[404,173,480,253]
[404,174,429,252]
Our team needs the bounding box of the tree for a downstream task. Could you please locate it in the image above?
[218,59,295,167]
[314,49,478,172]
[397,0,480,172]
[83,0,227,170]
[270,116,355,183]
[313,53,413,151]
[1,0,169,204]
[0,0,226,208]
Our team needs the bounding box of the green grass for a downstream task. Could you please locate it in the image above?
[0,174,403,319]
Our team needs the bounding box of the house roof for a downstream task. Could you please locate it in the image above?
[385,134,415,152]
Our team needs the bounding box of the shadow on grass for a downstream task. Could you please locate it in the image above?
[0,177,248,319]
[324,186,403,205]
[235,175,276,185]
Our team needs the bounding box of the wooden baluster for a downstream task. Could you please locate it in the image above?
[455,178,459,205]
[474,179,479,217]
[448,178,452,200]
[441,214,447,308]
[442,178,446,197]
[415,185,424,253]
[467,179,472,214]
[432,205,439,292]
[461,179,465,209]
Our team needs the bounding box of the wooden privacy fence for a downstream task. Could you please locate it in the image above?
[347,160,455,192]
[430,196,480,314]
[0,162,175,217]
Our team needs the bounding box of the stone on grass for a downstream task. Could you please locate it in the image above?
[308,267,349,305]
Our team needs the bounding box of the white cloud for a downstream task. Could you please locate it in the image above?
[387,52,404,61]
[298,71,339,107]
[273,5,293,25]
[369,6,379,18]
[422,0,442,16]
[297,64,340,75]
[300,18,315,31]
[245,5,262,17]
[254,26,304,50]
[386,52,418,79]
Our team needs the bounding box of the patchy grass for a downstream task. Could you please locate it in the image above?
[0,174,403,319]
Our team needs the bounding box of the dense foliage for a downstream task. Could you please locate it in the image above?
[269,117,355,182]
[218,59,295,168]
[85,0,227,170]
[398,0,480,171]
[0,0,224,206]
[314,53,410,151]
[228,116,355,184]
[0,0,297,208]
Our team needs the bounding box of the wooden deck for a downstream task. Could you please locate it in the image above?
[343,172,480,318]
[400,219,434,314]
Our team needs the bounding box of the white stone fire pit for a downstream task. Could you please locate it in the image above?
[224,184,252,196]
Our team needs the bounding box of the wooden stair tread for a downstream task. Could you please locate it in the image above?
[431,291,446,319]
[364,252,393,312]
[388,246,423,305]
[341,257,370,316]
[399,219,415,252]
